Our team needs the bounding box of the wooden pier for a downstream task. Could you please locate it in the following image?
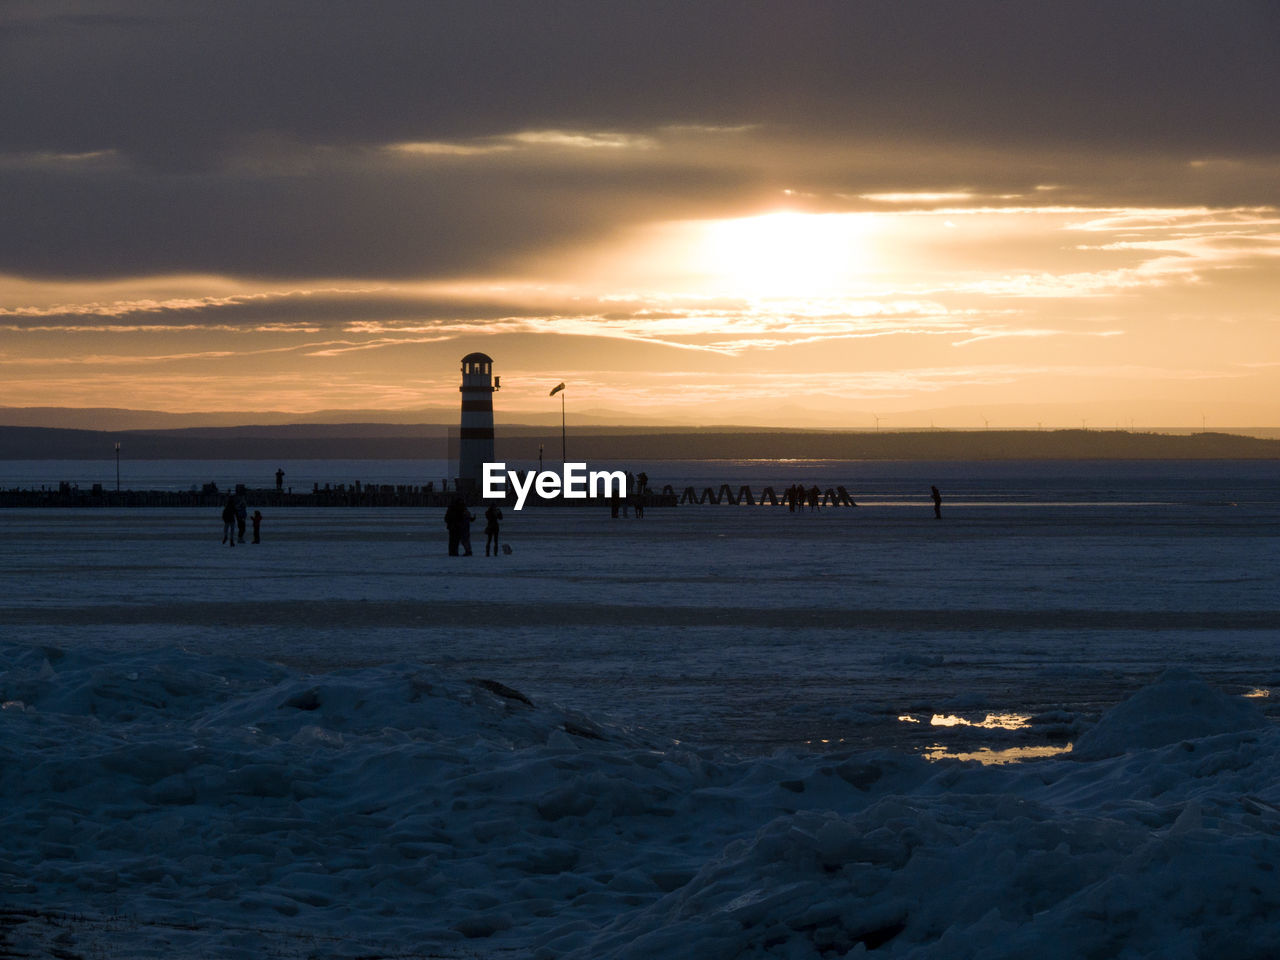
[671,484,856,507]
[0,481,859,509]
[0,481,680,509]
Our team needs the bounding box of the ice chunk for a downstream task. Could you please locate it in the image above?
[1072,668,1267,760]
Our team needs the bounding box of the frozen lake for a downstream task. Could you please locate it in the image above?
[5,458,1280,957]
[5,458,1279,757]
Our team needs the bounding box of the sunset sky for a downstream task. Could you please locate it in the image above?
[2,1,1278,428]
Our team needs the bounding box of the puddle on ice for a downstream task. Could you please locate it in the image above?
[896,712,1073,763]
[923,743,1074,764]
[928,712,1031,730]
[897,711,1031,730]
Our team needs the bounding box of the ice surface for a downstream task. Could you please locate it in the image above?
[2,460,1279,955]
[1071,667,1269,760]
[4,643,1280,958]
[2,490,1278,756]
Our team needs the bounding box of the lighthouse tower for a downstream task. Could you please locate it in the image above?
[457,352,499,490]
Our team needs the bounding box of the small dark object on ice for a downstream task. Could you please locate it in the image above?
[563,719,606,741]
[472,678,534,706]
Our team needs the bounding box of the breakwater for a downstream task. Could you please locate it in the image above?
[674,484,856,506]
[0,481,680,509]
[0,483,444,509]
[0,480,859,509]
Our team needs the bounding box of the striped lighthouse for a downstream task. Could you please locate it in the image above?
[457,352,499,490]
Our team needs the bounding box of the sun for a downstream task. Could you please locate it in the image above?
[527,209,880,300]
[696,211,876,297]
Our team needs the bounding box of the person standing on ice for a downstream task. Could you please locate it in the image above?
[444,497,474,556]
[483,502,503,556]
[251,509,262,543]
[235,496,248,543]
[220,496,237,546]
[931,485,943,519]
[634,470,648,519]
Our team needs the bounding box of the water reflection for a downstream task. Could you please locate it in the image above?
[924,743,1074,765]
[897,711,1068,764]
[928,712,1030,730]
[897,712,1032,730]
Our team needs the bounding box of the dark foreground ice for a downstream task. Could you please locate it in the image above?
[4,645,1280,959]
[2,486,1279,956]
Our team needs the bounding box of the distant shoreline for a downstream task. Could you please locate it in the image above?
[3,424,1280,460]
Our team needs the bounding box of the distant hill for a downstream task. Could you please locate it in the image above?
[3,425,1280,461]
[0,405,680,431]
[4,405,1278,437]
[506,429,1280,461]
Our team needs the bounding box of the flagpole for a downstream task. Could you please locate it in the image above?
[550,382,567,465]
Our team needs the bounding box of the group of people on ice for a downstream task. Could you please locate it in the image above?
[445,499,504,556]
[220,495,262,546]
[785,483,825,512]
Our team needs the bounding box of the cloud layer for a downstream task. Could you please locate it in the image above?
[1,1,1278,425]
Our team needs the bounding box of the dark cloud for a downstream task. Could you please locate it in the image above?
[0,136,771,280]
[2,290,580,328]
[4,1,1276,160]
[4,129,1275,283]
[2,0,1277,281]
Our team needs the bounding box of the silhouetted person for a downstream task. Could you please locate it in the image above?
[251,509,262,543]
[931,485,942,519]
[809,485,820,511]
[635,471,648,519]
[275,468,284,492]
[484,503,503,556]
[610,487,620,518]
[444,497,474,556]
[235,496,248,543]
[220,496,237,547]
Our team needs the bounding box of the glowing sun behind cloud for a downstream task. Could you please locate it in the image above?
[694,212,878,297]
[558,211,881,299]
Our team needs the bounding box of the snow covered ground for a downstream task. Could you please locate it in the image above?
[2,466,1279,956]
